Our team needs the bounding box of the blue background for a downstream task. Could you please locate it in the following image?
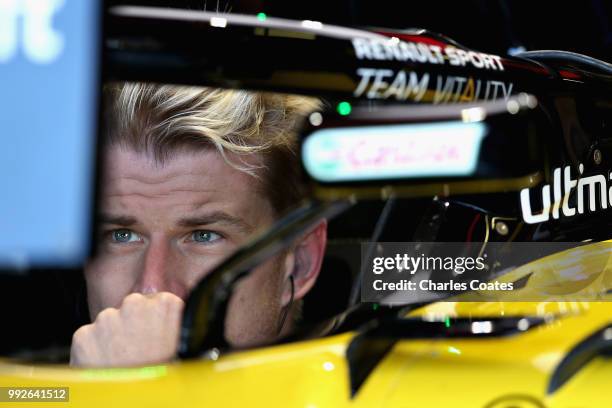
[0,1,100,269]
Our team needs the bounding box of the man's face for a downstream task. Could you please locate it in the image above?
[86,146,287,345]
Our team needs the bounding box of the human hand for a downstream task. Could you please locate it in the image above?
[70,292,184,367]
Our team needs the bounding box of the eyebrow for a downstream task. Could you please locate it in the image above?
[176,211,254,234]
[97,214,138,227]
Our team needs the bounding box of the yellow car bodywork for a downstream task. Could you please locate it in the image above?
[1,243,611,407]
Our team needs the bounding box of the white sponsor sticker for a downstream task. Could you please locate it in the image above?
[302,121,487,183]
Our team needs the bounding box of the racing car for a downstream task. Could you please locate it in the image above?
[1,6,612,408]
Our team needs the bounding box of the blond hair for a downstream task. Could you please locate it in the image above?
[102,82,320,215]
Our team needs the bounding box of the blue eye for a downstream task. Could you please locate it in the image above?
[192,230,221,244]
[112,229,140,243]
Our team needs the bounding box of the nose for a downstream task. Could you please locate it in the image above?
[132,236,188,299]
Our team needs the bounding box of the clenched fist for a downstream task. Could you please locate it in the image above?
[70,292,185,368]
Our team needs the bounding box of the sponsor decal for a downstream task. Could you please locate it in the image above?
[302,121,486,182]
[352,37,504,71]
[520,163,611,224]
[353,68,513,103]
[0,0,65,64]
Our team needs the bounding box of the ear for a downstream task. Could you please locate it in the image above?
[281,220,327,306]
